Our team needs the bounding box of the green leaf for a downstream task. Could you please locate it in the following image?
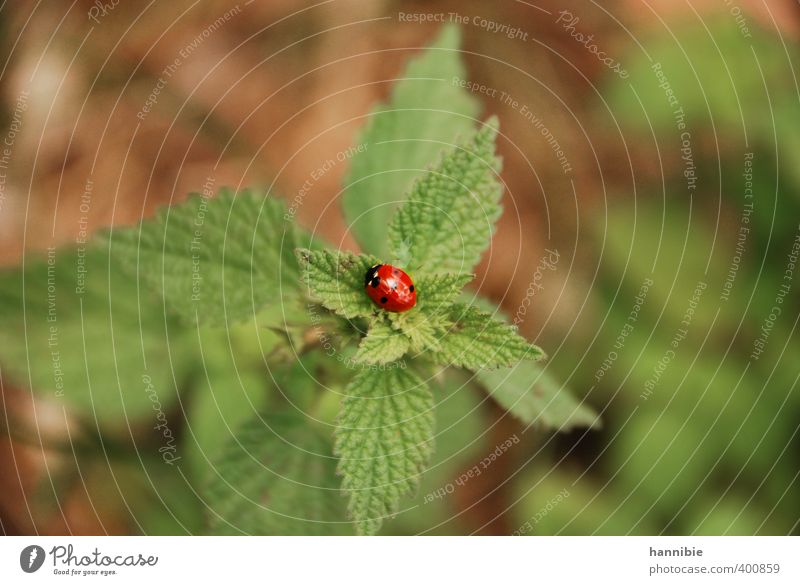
[342,24,481,257]
[381,274,473,355]
[0,246,186,423]
[478,363,600,431]
[355,319,410,364]
[462,297,599,431]
[103,188,302,327]
[204,413,348,535]
[415,273,473,309]
[430,303,543,370]
[388,310,445,354]
[335,366,435,535]
[391,369,490,533]
[182,327,271,480]
[296,248,378,319]
[388,120,503,275]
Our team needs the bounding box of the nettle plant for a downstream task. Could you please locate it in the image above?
[0,25,597,535]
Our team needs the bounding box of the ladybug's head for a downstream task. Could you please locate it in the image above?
[364,264,383,287]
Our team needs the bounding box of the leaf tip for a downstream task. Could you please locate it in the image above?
[433,22,463,50]
[294,247,312,265]
[529,344,547,362]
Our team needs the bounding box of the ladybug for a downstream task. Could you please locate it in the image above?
[364,264,417,312]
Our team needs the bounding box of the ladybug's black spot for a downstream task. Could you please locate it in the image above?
[380,297,388,304]
[393,269,399,275]
[409,285,415,293]
[371,277,380,288]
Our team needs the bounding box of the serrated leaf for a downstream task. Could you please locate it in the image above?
[103,188,301,327]
[415,273,473,309]
[389,120,503,275]
[296,248,377,319]
[478,363,601,431]
[466,297,599,431]
[389,310,444,354]
[355,320,410,364]
[430,303,543,370]
[342,24,481,257]
[392,369,489,533]
[405,322,443,354]
[0,246,187,423]
[335,366,434,535]
[204,413,348,535]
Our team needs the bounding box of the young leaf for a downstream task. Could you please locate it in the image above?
[355,319,410,365]
[478,363,600,431]
[204,413,348,535]
[430,303,543,370]
[342,24,481,257]
[388,120,503,275]
[335,366,434,535]
[389,310,445,354]
[414,273,473,309]
[103,188,301,327]
[0,246,186,423]
[296,248,378,319]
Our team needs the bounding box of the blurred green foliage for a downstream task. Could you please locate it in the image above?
[513,14,799,535]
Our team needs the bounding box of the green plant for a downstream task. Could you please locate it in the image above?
[0,24,598,536]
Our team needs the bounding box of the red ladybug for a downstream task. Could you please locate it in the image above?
[364,264,417,312]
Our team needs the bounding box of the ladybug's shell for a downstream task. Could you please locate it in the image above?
[364,264,417,312]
